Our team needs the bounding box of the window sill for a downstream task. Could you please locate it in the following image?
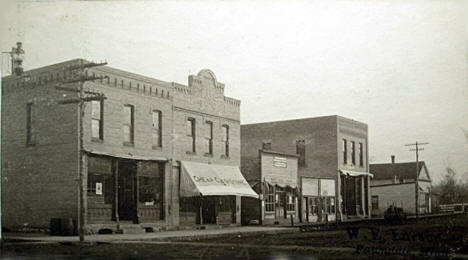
[92,138,104,143]
[152,145,162,150]
[123,142,134,147]
[26,142,36,147]
[186,151,196,155]
[204,153,213,158]
[220,155,230,160]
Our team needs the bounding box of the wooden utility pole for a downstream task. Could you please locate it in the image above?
[58,60,107,241]
[405,141,428,220]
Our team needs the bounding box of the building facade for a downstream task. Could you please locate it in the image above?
[241,150,299,225]
[1,59,256,233]
[370,156,432,216]
[241,116,372,223]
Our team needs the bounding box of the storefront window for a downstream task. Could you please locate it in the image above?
[139,176,162,205]
[217,196,234,212]
[308,197,318,215]
[138,161,164,220]
[87,173,113,205]
[87,156,113,205]
[265,184,275,212]
[286,191,295,211]
[330,197,336,213]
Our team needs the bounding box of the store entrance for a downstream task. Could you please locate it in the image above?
[201,197,217,224]
[118,160,137,221]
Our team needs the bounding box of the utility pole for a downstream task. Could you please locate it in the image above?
[405,141,428,220]
[58,60,107,241]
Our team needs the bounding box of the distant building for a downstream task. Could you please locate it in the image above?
[241,149,299,225]
[370,156,432,216]
[241,116,373,223]
[1,59,257,233]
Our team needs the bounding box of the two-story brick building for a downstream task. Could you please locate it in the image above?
[1,59,257,233]
[241,116,373,223]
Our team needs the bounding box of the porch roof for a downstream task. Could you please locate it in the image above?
[339,169,374,178]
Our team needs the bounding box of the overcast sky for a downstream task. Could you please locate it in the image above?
[1,0,467,184]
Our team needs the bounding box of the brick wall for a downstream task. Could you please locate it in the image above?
[84,66,174,160]
[172,69,240,167]
[2,61,81,229]
[241,116,339,182]
[2,61,242,229]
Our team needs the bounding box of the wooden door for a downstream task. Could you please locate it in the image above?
[118,161,137,221]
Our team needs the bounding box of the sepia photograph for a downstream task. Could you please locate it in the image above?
[0,0,467,259]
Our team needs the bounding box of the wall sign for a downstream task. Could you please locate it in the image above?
[273,157,287,168]
[96,182,103,195]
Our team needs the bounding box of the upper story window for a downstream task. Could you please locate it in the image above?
[205,121,213,155]
[359,142,364,167]
[91,100,103,141]
[26,102,35,145]
[342,139,347,164]
[371,195,379,210]
[221,125,229,157]
[123,105,134,145]
[187,118,196,153]
[296,139,306,166]
[152,110,162,148]
[351,141,355,165]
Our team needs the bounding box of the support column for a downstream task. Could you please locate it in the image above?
[336,171,342,222]
[169,160,179,227]
[361,176,365,216]
[236,195,241,225]
[367,176,371,218]
[114,159,120,231]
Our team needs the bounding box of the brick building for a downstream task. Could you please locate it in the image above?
[1,59,257,233]
[241,116,373,223]
[370,156,432,216]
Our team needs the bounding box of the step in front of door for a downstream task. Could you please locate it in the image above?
[119,225,145,234]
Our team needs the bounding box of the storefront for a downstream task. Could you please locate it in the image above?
[86,154,166,227]
[179,161,258,226]
[246,150,299,225]
[339,170,373,219]
[301,177,336,223]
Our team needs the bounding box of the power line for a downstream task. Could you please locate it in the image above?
[57,60,108,242]
[405,141,428,220]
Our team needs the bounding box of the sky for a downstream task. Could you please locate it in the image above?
[1,0,467,184]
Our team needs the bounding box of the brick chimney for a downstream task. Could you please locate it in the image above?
[391,155,395,164]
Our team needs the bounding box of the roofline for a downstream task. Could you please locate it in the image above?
[259,149,300,158]
[370,161,426,165]
[241,115,339,126]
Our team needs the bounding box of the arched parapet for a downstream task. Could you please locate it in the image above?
[198,69,217,86]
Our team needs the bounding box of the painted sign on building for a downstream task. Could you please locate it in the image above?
[261,152,298,188]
